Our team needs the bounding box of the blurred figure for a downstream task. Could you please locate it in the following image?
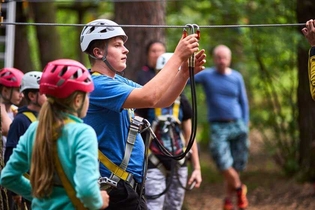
[194,45,249,210]
[0,67,24,210]
[5,71,46,210]
[136,53,202,210]
[137,40,166,85]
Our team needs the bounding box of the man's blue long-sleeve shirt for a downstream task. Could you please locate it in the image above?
[193,67,249,124]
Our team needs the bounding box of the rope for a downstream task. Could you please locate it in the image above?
[0,0,192,2]
[0,22,306,28]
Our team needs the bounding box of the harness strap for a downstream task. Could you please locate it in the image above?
[53,118,87,209]
[98,150,133,182]
[53,142,87,210]
[22,112,37,123]
[148,153,168,176]
[98,114,144,188]
[155,96,180,120]
[21,111,37,180]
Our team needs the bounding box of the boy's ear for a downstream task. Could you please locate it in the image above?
[93,48,103,59]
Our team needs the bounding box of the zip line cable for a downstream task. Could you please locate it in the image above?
[0,22,307,28]
[0,0,187,2]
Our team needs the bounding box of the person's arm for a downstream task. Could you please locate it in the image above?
[302,19,315,100]
[4,115,28,164]
[123,34,205,109]
[238,74,249,124]
[1,103,12,136]
[182,118,202,188]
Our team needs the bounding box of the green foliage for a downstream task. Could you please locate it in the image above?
[29,0,302,177]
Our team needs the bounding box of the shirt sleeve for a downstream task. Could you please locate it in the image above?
[91,75,140,112]
[237,73,249,124]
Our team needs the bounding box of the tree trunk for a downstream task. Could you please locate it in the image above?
[14,3,34,72]
[296,0,315,181]
[114,1,166,81]
[29,2,61,70]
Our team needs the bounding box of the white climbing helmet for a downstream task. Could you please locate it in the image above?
[156,53,174,70]
[80,19,128,52]
[20,71,42,92]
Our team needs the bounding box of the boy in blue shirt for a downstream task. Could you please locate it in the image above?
[80,19,206,209]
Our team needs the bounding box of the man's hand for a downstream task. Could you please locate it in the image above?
[302,19,315,47]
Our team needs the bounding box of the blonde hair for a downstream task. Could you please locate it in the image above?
[30,91,83,198]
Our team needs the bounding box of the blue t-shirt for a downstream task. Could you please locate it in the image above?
[83,73,144,183]
[194,67,249,124]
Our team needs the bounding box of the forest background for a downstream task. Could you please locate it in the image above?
[2,0,315,208]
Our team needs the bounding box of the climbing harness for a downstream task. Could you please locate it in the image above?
[98,115,150,196]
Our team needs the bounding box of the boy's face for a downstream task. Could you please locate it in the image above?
[105,37,129,72]
[28,91,47,107]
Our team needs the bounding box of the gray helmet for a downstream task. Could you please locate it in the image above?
[156,53,174,70]
[20,71,42,92]
[80,19,128,52]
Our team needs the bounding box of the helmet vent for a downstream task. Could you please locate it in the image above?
[51,66,57,73]
[71,68,83,80]
[59,66,68,77]
[89,26,96,34]
[100,28,107,33]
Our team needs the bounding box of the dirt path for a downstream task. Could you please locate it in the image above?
[182,130,315,210]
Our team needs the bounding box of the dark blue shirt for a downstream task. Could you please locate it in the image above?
[4,106,38,163]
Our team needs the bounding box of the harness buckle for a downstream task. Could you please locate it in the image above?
[98,177,118,188]
[131,116,144,128]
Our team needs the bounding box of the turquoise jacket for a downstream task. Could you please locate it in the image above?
[0,114,103,209]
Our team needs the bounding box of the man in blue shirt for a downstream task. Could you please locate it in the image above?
[194,45,249,210]
[80,19,206,209]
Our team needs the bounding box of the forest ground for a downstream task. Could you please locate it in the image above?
[182,129,315,210]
